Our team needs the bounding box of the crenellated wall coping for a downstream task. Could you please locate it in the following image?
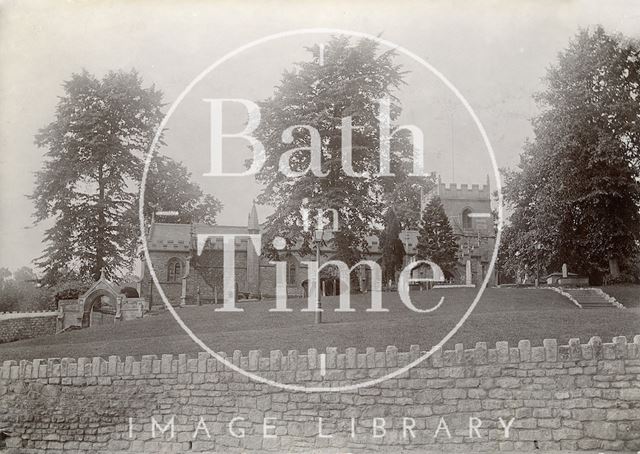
[439,183,490,194]
[0,311,58,321]
[1,334,639,382]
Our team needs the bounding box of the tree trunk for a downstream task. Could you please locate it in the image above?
[94,164,106,281]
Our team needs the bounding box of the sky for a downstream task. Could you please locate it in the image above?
[1,0,640,272]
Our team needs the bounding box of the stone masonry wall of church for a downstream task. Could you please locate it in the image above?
[1,335,639,452]
[258,263,278,298]
[191,250,249,302]
[437,183,493,235]
[143,250,189,307]
[145,253,297,305]
[144,250,250,305]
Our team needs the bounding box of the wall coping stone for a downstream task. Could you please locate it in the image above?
[1,334,638,382]
[0,311,57,321]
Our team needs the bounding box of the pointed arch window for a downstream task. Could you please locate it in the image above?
[462,208,473,230]
[286,257,297,285]
[167,258,183,282]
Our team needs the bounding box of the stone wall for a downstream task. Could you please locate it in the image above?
[142,250,189,307]
[0,312,57,344]
[1,335,639,452]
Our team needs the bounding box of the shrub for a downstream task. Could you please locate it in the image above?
[120,286,139,298]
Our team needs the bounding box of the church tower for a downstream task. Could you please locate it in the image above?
[246,202,260,296]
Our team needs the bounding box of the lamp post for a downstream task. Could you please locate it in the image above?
[314,228,323,324]
[535,242,542,287]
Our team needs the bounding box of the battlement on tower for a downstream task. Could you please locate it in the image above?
[437,181,491,201]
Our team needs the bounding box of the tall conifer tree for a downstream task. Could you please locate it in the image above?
[416,196,459,276]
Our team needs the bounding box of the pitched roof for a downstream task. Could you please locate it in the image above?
[147,222,419,254]
[147,223,191,251]
[80,271,120,299]
[147,223,253,251]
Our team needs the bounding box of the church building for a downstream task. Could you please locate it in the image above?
[140,177,496,307]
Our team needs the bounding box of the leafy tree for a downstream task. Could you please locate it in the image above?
[416,196,459,276]
[0,268,17,312]
[13,266,37,283]
[0,267,52,312]
[50,272,93,304]
[32,70,165,283]
[0,268,11,283]
[384,176,434,229]
[380,208,405,284]
[31,70,222,285]
[143,155,222,225]
[502,27,640,282]
[254,36,425,263]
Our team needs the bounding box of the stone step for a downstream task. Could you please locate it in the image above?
[560,288,618,309]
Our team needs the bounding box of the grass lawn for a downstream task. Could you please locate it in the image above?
[0,287,638,362]
[603,284,640,309]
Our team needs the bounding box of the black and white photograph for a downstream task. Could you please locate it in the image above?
[0,1,639,452]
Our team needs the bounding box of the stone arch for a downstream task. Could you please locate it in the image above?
[167,257,183,282]
[80,288,119,328]
[462,207,473,230]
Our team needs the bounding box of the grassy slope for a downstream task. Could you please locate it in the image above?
[603,284,640,309]
[0,287,638,362]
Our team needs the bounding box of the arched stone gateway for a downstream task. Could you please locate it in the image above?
[77,272,122,328]
[81,290,118,328]
[57,271,149,333]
